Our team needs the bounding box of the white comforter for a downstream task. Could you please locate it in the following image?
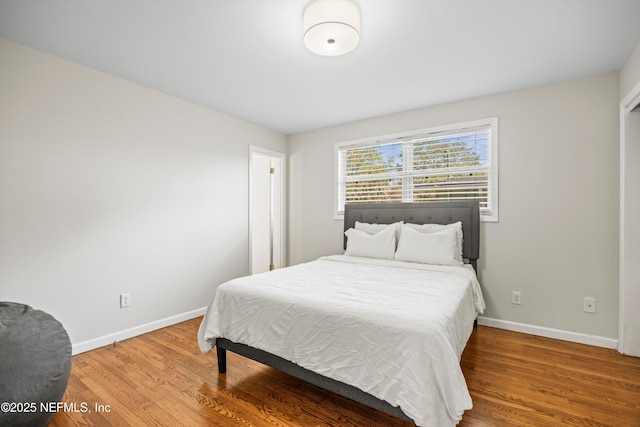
[198,255,485,427]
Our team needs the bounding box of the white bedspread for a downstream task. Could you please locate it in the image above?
[198,255,485,427]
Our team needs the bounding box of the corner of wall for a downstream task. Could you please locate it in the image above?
[620,41,640,101]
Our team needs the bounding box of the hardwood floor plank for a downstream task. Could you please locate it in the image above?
[49,318,640,427]
[460,326,640,426]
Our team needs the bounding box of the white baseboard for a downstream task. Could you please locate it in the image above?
[71,310,617,355]
[477,316,618,350]
[72,307,207,355]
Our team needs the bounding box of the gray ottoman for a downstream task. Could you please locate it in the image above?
[0,302,72,426]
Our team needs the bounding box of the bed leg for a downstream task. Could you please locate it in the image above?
[216,346,227,374]
[474,318,478,329]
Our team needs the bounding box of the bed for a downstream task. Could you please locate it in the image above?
[198,201,484,426]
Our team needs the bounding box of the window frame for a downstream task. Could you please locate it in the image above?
[334,117,499,222]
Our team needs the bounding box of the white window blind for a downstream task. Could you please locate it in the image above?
[336,118,498,221]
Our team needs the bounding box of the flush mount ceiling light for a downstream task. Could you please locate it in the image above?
[303,0,360,56]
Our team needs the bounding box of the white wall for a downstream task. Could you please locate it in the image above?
[0,36,625,351]
[0,39,287,351]
[289,72,620,342]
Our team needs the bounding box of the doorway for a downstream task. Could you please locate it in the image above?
[249,146,285,275]
[620,86,640,356]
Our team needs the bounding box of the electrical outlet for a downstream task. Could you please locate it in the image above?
[512,291,522,305]
[120,293,131,308]
[584,297,596,314]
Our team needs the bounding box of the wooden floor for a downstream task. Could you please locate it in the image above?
[49,318,640,427]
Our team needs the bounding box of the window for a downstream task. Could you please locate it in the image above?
[335,118,498,221]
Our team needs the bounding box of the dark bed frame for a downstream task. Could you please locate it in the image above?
[215,201,481,423]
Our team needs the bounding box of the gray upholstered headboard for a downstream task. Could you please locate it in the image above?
[344,201,480,268]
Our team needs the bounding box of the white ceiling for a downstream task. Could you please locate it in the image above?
[1,0,640,135]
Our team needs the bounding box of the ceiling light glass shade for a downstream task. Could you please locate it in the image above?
[303,0,360,56]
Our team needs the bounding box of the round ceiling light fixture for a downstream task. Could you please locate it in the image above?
[303,0,360,56]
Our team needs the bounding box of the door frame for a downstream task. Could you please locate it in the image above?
[249,145,286,274]
[619,80,640,355]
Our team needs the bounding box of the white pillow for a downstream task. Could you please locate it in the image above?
[344,226,396,259]
[355,221,404,241]
[394,225,463,266]
[404,221,463,262]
